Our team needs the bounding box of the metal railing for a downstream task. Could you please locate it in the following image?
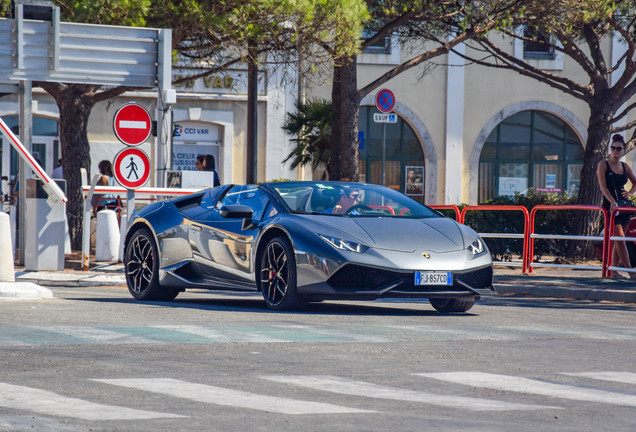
[429,204,461,221]
[460,205,530,274]
[607,206,636,277]
[528,205,609,276]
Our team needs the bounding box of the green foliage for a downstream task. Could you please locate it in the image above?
[461,190,586,262]
[54,0,151,26]
[148,0,369,69]
[0,0,9,17]
[282,98,333,175]
[265,178,293,182]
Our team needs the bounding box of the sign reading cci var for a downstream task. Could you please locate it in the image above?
[113,147,150,190]
[113,103,152,146]
[375,88,396,113]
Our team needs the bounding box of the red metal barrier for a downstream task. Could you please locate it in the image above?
[460,205,530,273]
[528,205,609,276]
[607,206,636,277]
[429,204,460,221]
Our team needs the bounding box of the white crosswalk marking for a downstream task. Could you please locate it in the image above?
[416,372,636,407]
[262,375,558,411]
[0,383,183,420]
[562,372,636,385]
[93,378,373,415]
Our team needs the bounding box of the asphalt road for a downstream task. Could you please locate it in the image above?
[1,285,636,432]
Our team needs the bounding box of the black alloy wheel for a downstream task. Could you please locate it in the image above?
[125,228,179,301]
[259,236,307,311]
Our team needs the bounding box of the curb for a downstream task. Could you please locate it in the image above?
[0,282,53,299]
[494,283,636,303]
[16,273,126,287]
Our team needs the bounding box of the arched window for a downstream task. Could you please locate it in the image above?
[478,110,584,202]
[358,106,425,200]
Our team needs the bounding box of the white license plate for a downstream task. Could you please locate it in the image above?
[414,271,453,286]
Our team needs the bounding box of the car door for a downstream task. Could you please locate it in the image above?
[190,185,272,283]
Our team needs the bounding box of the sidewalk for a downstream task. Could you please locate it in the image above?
[1,263,635,303]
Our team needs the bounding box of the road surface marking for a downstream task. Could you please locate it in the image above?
[562,372,636,385]
[262,375,558,411]
[0,383,183,420]
[93,378,373,415]
[416,372,636,407]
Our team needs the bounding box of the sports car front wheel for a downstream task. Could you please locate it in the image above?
[259,236,308,311]
[429,297,475,313]
[125,228,179,301]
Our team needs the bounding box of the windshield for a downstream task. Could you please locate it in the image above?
[268,181,441,218]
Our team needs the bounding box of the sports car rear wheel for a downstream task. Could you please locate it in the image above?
[259,236,308,311]
[125,228,179,301]
[429,297,475,313]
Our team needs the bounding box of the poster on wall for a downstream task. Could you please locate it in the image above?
[405,166,424,196]
[536,173,562,193]
[498,177,528,197]
[172,144,219,171]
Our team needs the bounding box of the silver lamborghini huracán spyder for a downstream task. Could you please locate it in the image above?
[123,181,494,312]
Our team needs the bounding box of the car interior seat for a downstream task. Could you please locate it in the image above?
[309,188,336,213]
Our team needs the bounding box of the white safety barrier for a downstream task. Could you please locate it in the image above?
[81,183,205,270]
[95,210,120,262]
[0,212,15,281]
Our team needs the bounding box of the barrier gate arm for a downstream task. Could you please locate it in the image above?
[0,116,66,204]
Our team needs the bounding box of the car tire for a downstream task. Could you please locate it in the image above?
[429,297,475,313]
[125,228,179,301]
[259,236,308,311]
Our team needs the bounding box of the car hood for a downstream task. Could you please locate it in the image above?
[297,215,465,253]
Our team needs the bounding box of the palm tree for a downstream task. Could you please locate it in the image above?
[282,99,332,179]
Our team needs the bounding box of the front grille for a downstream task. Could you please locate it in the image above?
[327,264,493,293]
[455,266,493,289]
[328,265,402,291]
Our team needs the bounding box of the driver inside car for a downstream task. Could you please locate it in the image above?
[329,189,361,214]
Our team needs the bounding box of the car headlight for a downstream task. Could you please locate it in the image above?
[467,238,485,255]
[318,234,369,253]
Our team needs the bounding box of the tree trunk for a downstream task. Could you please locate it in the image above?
[58,89,95,251]
[569,104,613,258]
[329,57,360,181]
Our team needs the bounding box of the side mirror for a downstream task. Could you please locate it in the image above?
[220,204,253,219]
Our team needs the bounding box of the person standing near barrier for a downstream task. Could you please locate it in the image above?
[195,154,205,171]
[203,154,221,187]
[92,160,118,215]
[597,134,636,278]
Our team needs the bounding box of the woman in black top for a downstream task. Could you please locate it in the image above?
[597,134,636,278]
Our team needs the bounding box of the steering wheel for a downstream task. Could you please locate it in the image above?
[344,204,373,215]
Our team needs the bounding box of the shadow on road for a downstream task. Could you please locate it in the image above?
[65,293,484,317]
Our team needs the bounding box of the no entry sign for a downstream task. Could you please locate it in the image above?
[375,89,396,113]
[113,147,151,189]
[113,103,152,146]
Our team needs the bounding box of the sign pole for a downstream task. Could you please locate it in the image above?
[375,89,396,188]
[382,123,386,186]
[127,189,135,230]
